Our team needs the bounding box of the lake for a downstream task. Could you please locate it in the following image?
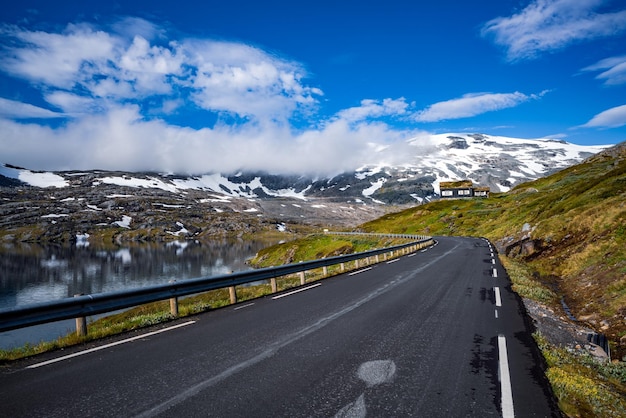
[0,239,274,349]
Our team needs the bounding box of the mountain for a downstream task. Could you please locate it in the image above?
[0,133,610,243]
[2,133,609,200]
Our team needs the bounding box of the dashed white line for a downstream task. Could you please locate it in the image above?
[234,303,255,310]
[348,267,372,276]
[492,259,496,265]
[271,283,322,300]
[386,259,400,264]
[407,253,416,257]
[26,320,196,369]
[495,309,499,319]
[494,287,502,307]
[493,268,498,278]
[498,335,515,418]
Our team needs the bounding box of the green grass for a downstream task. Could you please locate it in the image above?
[535,332,626,417]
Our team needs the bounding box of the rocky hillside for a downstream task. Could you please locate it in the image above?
[0,169,391,244]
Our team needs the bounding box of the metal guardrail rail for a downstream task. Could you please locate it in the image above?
[0,235,432,333]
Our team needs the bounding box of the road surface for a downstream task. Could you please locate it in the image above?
[0,236,560,417]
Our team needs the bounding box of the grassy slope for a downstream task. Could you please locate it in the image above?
[361,144,626,346]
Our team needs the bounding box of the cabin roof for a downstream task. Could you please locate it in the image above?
[439,180,473,189]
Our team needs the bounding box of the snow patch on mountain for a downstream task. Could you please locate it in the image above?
[2,134,612,204]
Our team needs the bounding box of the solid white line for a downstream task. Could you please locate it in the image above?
[26,320,196,369]
[234,303,255,310]
[386,259,400,264]
[348,267,372,276]
[493,268,498,278]
[271,283,322,300]
[494,287,502,307]
[498,335,515,418]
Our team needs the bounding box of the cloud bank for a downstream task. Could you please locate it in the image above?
[482,0,626,61]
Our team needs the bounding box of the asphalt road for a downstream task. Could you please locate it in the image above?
[0,236,560,417]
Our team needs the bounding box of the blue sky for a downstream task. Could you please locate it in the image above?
[1,0,625,175]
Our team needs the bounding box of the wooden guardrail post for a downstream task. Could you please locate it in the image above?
[300,271,306,285]
[74,294,87,337]
[340,262,345,272]
[229,286,237,304]
[271,278,277,293]
[169,280,179,317]
[323,266,328,276]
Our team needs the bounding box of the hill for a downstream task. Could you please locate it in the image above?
[361,142,626,355]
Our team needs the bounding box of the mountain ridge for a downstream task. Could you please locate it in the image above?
[1,133,610,202]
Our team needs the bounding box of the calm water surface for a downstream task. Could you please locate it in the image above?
[0,239,274,349]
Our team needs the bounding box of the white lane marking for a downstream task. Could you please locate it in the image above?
[492,259,496,265]
[386,259,400,264]
[420,249,428,253]
[348,267,372,276]
[271,283,322,300]
[495,309,499,319]
[26,320,196,369]
[407,253,416,257]
[494,287,502,307]
[234,303,255,311]
[493,268,498,278]
[498,335,515,418]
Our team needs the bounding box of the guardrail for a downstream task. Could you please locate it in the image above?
[0,235,432,336]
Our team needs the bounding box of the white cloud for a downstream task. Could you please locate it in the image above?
[414,92,544,122]
[0,23,117,89]
[0,19,322,122]
[185,39,322,121]
[0,104,422,175]
[580,104,626,128]
[44,91,99,114]
[0,97,65,119]
[581,55,626,85]
[335,98,410,123]
[482,0,626,61]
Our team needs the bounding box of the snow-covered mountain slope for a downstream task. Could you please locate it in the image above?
[1,134,611,205]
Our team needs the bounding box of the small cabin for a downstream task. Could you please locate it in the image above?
[439,180,489,198]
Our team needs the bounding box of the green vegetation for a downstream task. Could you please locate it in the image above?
[249,234,414,268]
[535,332,626,417]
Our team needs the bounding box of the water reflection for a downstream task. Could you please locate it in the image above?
[0,239,275,349]
[0,239,270,310]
